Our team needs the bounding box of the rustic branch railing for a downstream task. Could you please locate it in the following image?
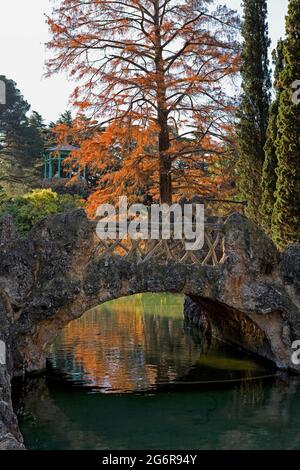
[95,223,225,266]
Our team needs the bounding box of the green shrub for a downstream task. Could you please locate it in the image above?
[0,189,84,235]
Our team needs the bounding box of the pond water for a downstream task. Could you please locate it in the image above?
[14,294,300,450]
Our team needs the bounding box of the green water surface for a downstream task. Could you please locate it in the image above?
[15,294,300,450]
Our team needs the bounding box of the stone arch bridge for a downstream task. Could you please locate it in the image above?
[0,208,299,377]
[0,208,300,449]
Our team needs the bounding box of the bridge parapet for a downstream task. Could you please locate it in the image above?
[95,222,225,266]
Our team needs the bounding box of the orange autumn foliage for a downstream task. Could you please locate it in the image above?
[47,0,241,210]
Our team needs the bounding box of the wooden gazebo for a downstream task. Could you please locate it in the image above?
[43,145,87,180]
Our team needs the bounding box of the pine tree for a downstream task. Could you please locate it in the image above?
[261,41,284,234]
[272,0,300,248]
[0,75,30,160]
[57,110,73,127]
[25,111,46,159]
[0,77,48,194]
[237,0,271,224]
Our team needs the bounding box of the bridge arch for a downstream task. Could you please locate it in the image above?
[18,284,281,375]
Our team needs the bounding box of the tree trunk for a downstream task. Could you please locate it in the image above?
[154,0,172,205]
[158,116,172,204]
[159,156,172,204]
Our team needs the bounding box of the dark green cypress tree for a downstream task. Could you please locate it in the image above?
[260,41,284,234]
[237,0,271,224]
[272,0,300,248]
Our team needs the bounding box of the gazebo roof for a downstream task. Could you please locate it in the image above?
[46,144,79,152]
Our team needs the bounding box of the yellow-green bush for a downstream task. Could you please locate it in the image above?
[0,189,84,235]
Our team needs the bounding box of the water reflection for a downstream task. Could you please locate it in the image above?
[14,374,300,450]
[48,294,271,393]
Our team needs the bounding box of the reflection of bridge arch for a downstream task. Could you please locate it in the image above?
[0,209,298,375]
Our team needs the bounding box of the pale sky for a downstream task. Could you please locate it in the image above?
[0,0,289,123]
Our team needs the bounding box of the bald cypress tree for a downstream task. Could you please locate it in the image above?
[260,41,284,234]
[237,0,271,224]
[272,0,300,248]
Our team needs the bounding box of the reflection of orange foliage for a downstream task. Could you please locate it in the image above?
[55,294,198,392]
[61,303,153,392]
